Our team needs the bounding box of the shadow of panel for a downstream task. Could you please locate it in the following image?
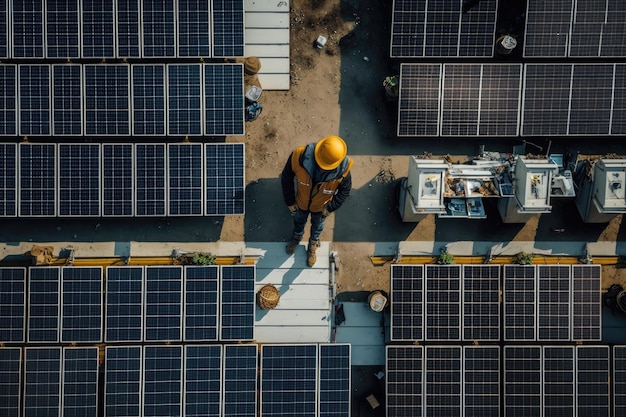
[244,178,291,241]
[534,199,607,248]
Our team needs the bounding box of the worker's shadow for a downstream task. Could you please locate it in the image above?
[244,178,291,241]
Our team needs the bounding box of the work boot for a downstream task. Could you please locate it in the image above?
[307,240,320,267]
[285,237,300,255]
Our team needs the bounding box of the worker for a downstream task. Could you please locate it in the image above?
[281,136,353,266]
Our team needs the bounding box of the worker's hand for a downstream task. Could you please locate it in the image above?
[288,204,298,215]
[322,207,331,217]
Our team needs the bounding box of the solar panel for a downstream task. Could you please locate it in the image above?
[143,346,183,417]
[614,346,626,416]
[424,0,473,57]
[386,345,424,417]
[441,64,481,136]
[142,0,175,57]
[18,64,51,136]
[19,143,56,217]
[0,0,7,58]
[84,64,130,135]
[168,143,203,216]
[220,265,255,341]
[390,265,424,341]
[184,345,222,417]
[319,344,351,417]
[212,0,245,57]
[184,265,219,342]
[116,0,141,58]
[479,64,522,136]
[205,143,245,215]
[0,64,17,135]
[45,0,80,58]
[178,0,211,57]
[0,348,21,417]
[613,64,626,135]
[52,64,82,135]
[105,266,144,342]
[58,144,101,217]
[425,346,462,416]
[390,0,426,58]
[523,0,573,57]
[569,64,613,135]
[12,0,44,57]
[463,346,499,417]
[503,265,537,341]
[537,265,571,341]
[62,347,99,417]
[223,344,258,417]
[398,64,441,137]
[132,64,166,135]
[504,346,542,417]
[0,143,17,216]
[425,265,461,341]
[24,347,62,417]
[81,0,115,57]
[458,0,497,57]
[261,344,318,417]
[543,346,575,416]
[102,144,134,217]
[61,267,103,343]
[576,346,610,417]
[144,266,183,342]
[0,267,26,343]
[104,346,142,417]
[601,1,626,57]
[462,265,500,341]
[569,0,605,57]
[168,64,202,135]
[204,63,245,135]
[571,265,602,341]
[28,267,60,343]
[135,144,167,216]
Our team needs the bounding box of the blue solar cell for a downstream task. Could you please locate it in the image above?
[105,266,144,342]
[543,346,575,416]
[28,267,60,342]
[116,0,140,58]
[0,0,7,58]
[425,265,462,341]
[145,266,183,342]
[184,345,222,417]
[19,143,56,217]
[105,346,142,417]
[135,144,167,216]
[220,265,255,341]
[463,346,500,417]
[46,0,80,58]
[503,265,537,341]
[0,267,26,343]
[0,65,17,135]
[82,0,115,57]
[132,64,166,135]
[212,0,245,57]
[19,65,51,136]
[52,64,82,135]
[0,348,21,417]
[184,265,219,341]
[84,65,130,135]
[0,143,17,217]
[168,64,202,135]
[504,346,542,417]
[144,346,183,417]
[12,0,44,57]
[205,63,245,135]
[391,264,424,341]
[223,344,258,417]
[463,265,500,341]
[205,143,245,215]
[58,144,101,217]
[63,347,99,417]
[142,0,175,57]
[169,143,203,216]
[538,265,571,341]
[61,267,103,343]
[102,144,134,216]
[261,344,318,417]
[425,346,462,416]
[24,347,62,417]
[178,0,211,57]
[576,346,610,417]
[386,346,424,417]
[319,344,351,417]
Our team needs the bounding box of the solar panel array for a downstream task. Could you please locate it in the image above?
[0,142,245,217]
[2,0,243,59]
[390,0,497,57]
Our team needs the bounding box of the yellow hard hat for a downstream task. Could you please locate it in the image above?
[314,136,347,170]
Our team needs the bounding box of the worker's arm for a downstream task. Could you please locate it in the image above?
[280,153,297,206]
[326,172,352,212]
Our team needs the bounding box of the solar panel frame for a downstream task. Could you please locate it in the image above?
[425,346,462,416]
[319,344,351,417]
[116,0,141,58]
[18,64,51,136]
[220,265,255,341]
[184,265,219,342]
[571,265,602,341]
[12,0,45,58]
[398,63,442,137]
[45,0,80,58]
[543,346,575,417]
[61,266,103,343]
[81,0,115,58]
[205,143,245,216]
[569,63,614,135]
[463,346,500,417]
[0,64,17,135]
[58,143,101,217]
[143,345,183,417]
[131,64,166,136]
[204,63,245,136]
[19,143,57,217]
[462,265,500,341]
[84,64,131,135]
[168,143,204,216]
[503,346,542,417]
[425,264,461,341]
[576,346,610,417]
[503,265,537,342]
[144,266,183,342]
[178,0,211,57]
[222,344,258,417]
[0,347,21,417]
[612,64,626,135]
[523,0,574,58]
[184,345,222,417]
[105,266,144,343]
[28,266,61,343]
[62,347,99,417]
[135,143,167,217]
[104,346,143,417]
[212,0,245,58]
[0,267,26,343]
[24,347,62,416]
[614,346,626,417]
[386,345,424,417]
[537,265,571,341]
[390,264,424,341]
[102,143,134,217]
[52,64,83,135]
[0,143,17,217]
[168,64,203,135]
[142,0,176,57]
